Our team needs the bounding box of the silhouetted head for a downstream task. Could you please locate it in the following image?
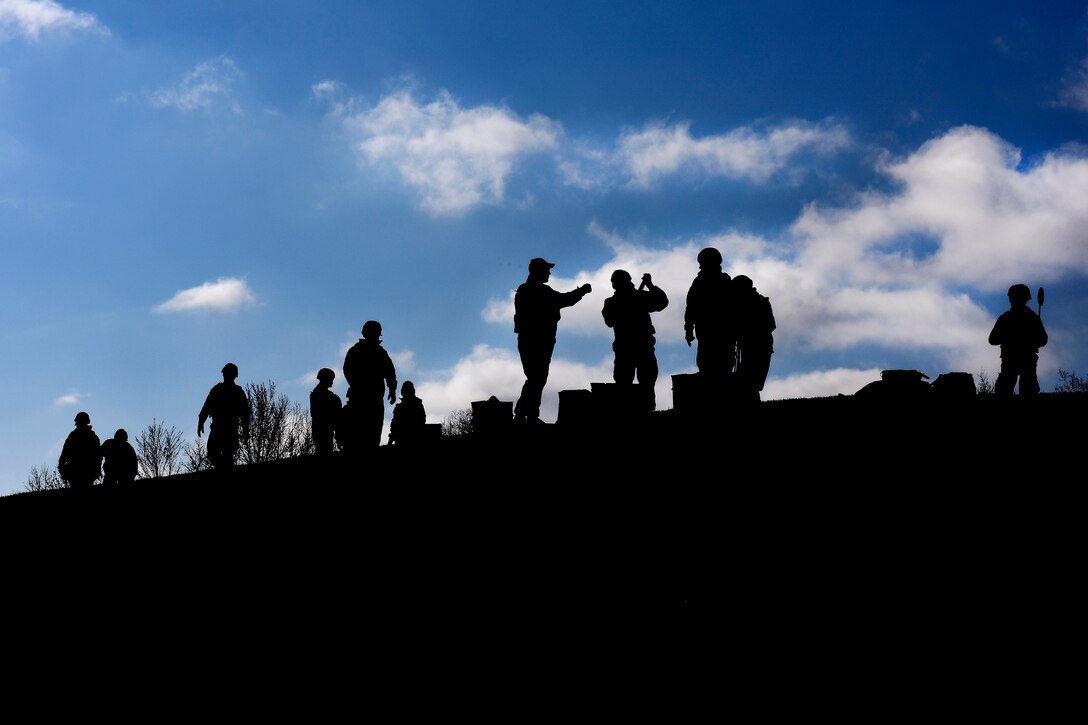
[610,269,633,290]
[362,320,382,340]
[733,274,753,292]
[401,381,415,397]
[222,362,239,380]
[697,247,723,270]
[114,429,128,442]
[1008,284,1031,305]
[74,411,90,426]
[317,367,336,384]
[529,257,555,273]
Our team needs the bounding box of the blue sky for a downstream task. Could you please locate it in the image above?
[3,0,1087,495]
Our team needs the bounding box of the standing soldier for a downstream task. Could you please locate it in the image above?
[198,362,251,469]
[602,269,669,410]
[989,283,1048,396]
[732,274,776,402]
[58,411,103,490]
[342,320,397,449]
[683,247,737,394]
[513,257,592,424]
[310,367,342,455]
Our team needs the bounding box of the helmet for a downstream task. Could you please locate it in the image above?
[401,381,415,396]
[1007,284,1031,304]
[114,429,128,442]
[610,269,632,285]
[362,320,382,339]
[733,274,753,291]
[317,367,335,383]
[697,247,722,267]
[74,411,90,425]
[221,362,239,378]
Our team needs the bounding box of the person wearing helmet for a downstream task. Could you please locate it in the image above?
[100,428,138,485]
[342,321,397,450]
[388,380,426,446]
[732,274,776,402]
[198,362,251,468]
[310,367,342,456]
[683,247,737,385]
[58,411,103,490]
[513,257,592,424]
[601,269,669,410]
[988,283,1048,396]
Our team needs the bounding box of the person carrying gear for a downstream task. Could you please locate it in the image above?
[989,283,1047,396]
[602,269,669,410]
[58,411,103,490]
[733,274,776,402]
[198,362,251,469]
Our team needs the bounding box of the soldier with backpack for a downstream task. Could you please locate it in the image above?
[988,283,1048,396]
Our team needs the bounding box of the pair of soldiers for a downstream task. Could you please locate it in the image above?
[58,412,138,489]
[684,247,776,402]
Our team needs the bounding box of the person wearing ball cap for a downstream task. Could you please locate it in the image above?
[513,257,592,423]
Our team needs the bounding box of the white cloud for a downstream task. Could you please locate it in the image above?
[764,368,883,400]
[153,277,257,313]
[53,390,88,407]
[141,56,244,115]
[1056,56,1088,113]
[616,119,850,187]
[335,88,561,214]
[792,125,1088,288]
[0,0,106,41]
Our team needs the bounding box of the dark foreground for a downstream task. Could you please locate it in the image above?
[3,393,1082,693]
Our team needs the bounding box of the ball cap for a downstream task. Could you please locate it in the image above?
[528,257,555,272]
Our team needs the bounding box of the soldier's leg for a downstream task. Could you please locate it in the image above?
[994,358,1016,397]
[613,343,636,385]
[516,338,553,420]
[1020,355,1041,395]
[635,344,659,410]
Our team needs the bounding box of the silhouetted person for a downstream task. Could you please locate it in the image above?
[58,411,102,491]
[602,269,669,410]
[310,367,342,456]
[342,320,397,450]
[989,283,1048,397]
[733,274,776,402]
[514,257,592,423]
[198,362,251,469]
[684,247,737,394]
[100,428,138,485]
[389,381,426,446]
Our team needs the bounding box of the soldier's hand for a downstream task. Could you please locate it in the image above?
[581,283,592,295]
[685,328,695,346]
[197,422,204,437]
[388,391,397,404]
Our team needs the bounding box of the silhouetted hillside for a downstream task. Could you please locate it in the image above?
[6,393,1081,627]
